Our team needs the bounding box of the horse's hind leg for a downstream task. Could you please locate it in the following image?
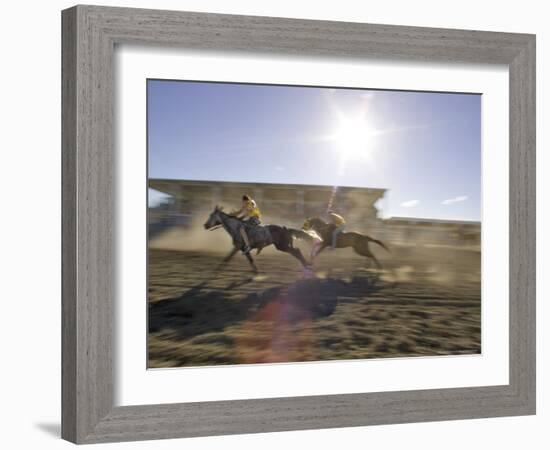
[273,235,310,268]
[288,247,310,268]
[353,244,382,270]
[370,254,382,270]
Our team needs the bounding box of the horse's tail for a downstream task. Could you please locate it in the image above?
[288,228,316,243]
[367,236,390,252]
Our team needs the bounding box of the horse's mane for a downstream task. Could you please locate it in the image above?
[309,217,329,226]
[216,208,245,223]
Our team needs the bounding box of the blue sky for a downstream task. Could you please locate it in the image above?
[148,79,481,221]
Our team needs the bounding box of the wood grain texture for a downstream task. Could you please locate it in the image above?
[61,4,536,444]
[508,36,536,409]
[61,7,77,443]
[62,5,114,442]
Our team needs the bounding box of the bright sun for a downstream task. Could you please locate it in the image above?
[331,115,377,165]
[333,116,376,159]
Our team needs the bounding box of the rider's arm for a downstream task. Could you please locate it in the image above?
[230,206,245,216]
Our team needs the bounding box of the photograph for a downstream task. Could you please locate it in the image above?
[147,79,482,368]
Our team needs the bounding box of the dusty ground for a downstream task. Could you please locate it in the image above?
[148,243,481,368]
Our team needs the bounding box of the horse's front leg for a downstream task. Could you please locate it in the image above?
[310,240,323,262]
[215,246,238,271]
[245,252,259,274]
[314,243,328,258]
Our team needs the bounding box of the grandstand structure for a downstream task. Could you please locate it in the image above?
[149,178,480,247]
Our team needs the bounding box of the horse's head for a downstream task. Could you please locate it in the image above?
[306,217,326,231]
[204,205,223,230]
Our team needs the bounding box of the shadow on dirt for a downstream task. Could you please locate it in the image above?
[149,275,384,340]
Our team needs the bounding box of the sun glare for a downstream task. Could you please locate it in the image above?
[333,116,376,158]
[327,112,381,176]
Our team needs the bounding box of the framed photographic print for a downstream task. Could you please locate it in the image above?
[62,5,536,444]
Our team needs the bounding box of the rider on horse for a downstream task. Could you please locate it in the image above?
[328,210,346,249]
[232,194,262,254]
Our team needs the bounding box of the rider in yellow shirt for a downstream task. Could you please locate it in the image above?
[328,210,346,249]
[233,195,262,254]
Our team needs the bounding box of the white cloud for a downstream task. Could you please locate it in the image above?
[400,199,419,208]
[442,195,468,205]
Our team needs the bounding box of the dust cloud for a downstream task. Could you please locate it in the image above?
[149,217,233,253]
[149,213,307,255]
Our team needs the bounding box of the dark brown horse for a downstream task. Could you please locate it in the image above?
[303,217,389,268]
[204,206,314,273]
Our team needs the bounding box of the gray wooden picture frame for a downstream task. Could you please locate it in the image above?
[61,4,536,444]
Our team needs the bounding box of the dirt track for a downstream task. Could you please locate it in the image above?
[148,244,481,368]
